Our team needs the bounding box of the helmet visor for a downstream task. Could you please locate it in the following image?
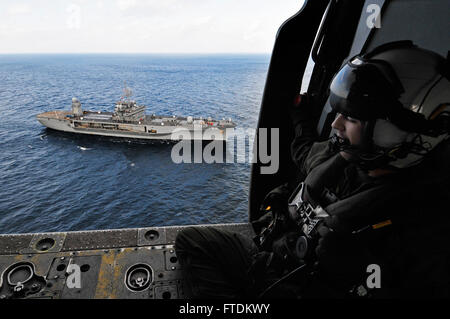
[329,58,398,121]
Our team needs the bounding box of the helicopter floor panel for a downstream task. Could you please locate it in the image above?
[0,223,255,299]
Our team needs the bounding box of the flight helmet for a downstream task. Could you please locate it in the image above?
[328,41,450,169]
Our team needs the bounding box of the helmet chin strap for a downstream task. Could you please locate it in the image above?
[329,133,394,171]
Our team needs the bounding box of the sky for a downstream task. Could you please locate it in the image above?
[0,0,304,54]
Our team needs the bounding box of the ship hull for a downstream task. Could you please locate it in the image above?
[37,111,230,141]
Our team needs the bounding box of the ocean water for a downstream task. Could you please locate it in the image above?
[0,54,270,234]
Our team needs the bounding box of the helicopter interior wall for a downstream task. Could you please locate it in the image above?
[365,0,450,58]
[345,0,386,59]
[248,0,330,220]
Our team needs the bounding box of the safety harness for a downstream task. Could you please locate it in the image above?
[254,138,450,298]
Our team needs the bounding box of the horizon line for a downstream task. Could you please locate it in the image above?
[0,52,272,55]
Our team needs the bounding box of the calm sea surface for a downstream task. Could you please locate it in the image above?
[0,54,270,234]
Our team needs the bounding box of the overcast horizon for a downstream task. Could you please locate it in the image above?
[0,52,272,55]
[0,1,303,54]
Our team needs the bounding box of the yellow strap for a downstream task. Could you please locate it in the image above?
[372,219,392,229]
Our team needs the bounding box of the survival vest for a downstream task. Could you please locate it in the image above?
[266,138,450,297]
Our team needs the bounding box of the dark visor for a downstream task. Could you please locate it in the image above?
[329,58,400,121]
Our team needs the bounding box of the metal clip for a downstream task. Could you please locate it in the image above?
[13,283,24,293]
[135,277,145,287]
[288,183,330,237]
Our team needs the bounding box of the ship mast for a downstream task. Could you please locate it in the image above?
[121,81,133,103]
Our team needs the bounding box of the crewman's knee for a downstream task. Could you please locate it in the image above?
[175,226,226,258]
[175,226,218,268]
[175,226,199,252]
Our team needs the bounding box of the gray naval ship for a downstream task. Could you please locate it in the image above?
[37,89,236,141]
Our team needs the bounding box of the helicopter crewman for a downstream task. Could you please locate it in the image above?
[175,42,450,298]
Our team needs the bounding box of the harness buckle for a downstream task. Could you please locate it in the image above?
[288,183,329,238]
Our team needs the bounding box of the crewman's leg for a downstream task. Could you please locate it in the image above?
[175,226,258,298]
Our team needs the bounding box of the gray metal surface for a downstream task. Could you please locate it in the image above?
[0,223,254,299]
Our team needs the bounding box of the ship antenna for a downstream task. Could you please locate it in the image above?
[122,81,133,102]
